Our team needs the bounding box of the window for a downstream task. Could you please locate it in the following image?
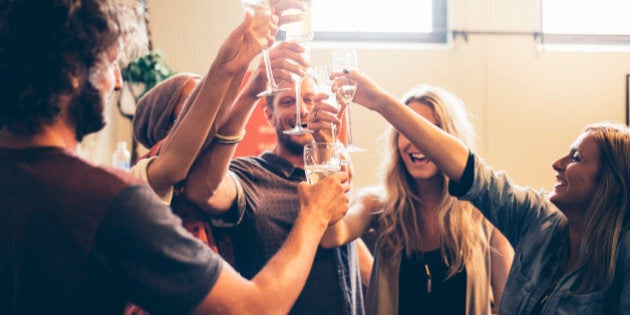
[541,0,630,46]
[309,0,447,43]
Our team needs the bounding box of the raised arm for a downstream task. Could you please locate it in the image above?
[184,41,309,214]
[307,92,343,143]
[190,172,351,315]
[143,14,265,198]
[333,70,470,183]
[320,186,384,248]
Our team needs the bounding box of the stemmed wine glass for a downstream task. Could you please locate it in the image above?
[240,0,289,97]
[309,65,339,143]
[333,49,365,152]
[281,0,313,42]
[283,44,312,135]
[280,0,313,135]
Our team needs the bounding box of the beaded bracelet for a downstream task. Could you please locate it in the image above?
[213,130,245,145]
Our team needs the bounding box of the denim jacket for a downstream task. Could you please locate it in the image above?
[450,154,630,315]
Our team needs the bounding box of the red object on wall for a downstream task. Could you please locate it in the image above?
[233,97,277,158]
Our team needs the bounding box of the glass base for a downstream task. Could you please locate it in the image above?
[283,127,313,135]
[257,86,290,98]
[344,144,366,152]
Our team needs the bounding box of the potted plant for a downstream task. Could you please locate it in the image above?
[121,50,174,100]
[116,50,174,121]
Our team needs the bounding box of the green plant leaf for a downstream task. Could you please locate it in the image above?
[121,50,175,98]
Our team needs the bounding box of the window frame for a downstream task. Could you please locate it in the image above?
[539,0,630,47]
[540,34,630,46]
[309,0,448,44]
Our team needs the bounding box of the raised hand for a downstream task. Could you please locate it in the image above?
[331,69,397,113]
[308,93,342,143]
[270,0,308,26]
[297,172,350,226]
[215,12,279,75]
[241,41,309,99]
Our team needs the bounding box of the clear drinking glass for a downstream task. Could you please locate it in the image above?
[241,0,289,97]
[303,142,342,184]
[308,65,340,143]
[281,0,313,42]
[333,49,365,152]
[283,44,312,135]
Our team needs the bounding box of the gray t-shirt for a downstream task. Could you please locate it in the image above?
[1,146,222,315]
[92,185,223,315]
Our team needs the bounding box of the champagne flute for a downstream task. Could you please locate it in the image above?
[333,49,365,152]
[303,142,342,184]
[241,0,289,97]
[281,4,313,135]
[283,44,312,135]
[309,65,339,143]
[281,0,313,42]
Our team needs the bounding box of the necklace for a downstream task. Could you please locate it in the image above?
[424,263,432,293]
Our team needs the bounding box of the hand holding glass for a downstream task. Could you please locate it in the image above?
[304,142,342,184]
[309,66,339,143]
[240,0,289,97]
[332,49,365,152]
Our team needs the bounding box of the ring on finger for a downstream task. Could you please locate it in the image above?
[312,110,319,122]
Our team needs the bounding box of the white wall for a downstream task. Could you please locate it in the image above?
[97,0,630,191]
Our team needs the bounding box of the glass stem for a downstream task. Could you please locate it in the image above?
[262,45,278,89]
[345,102,354,146]
[295,77,303,127]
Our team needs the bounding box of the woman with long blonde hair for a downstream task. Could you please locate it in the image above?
[320,84,513,314]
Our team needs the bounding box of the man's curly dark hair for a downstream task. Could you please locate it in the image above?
[0,0,140,138]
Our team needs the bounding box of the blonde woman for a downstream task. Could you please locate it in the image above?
[320,84,513,314]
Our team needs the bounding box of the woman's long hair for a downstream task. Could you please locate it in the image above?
[376,84,488,277]
[576,122,630,292]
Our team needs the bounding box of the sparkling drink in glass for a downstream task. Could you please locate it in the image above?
[338,79,357,103]
[303,142,342,184]
[241,0,289,97]
[282,0,313,42]
[332,49,365,152]
[308,65,340,142]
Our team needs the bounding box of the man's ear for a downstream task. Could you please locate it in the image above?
[263,105,274,125]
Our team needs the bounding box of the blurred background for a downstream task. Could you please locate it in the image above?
[85,0,630,192]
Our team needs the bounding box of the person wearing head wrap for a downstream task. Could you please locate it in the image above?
[132,72,202,150]
[124,12,277,315]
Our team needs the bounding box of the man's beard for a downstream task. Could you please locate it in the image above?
[69,82,107,142]
[276,127,305,156]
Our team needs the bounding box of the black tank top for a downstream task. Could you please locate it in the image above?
[398,249,467,315]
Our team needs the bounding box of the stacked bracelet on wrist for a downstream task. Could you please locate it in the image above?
[213,130,245,145]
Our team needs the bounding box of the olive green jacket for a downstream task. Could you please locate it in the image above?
[366,222,494,315]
